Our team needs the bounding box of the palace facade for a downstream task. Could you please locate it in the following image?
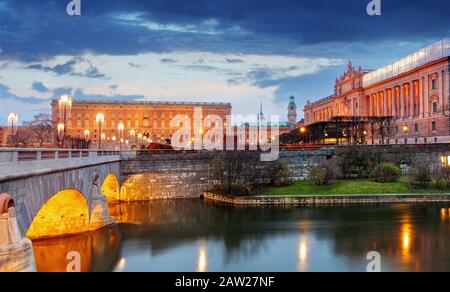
[51,100,232,146]
[304,38,450,144]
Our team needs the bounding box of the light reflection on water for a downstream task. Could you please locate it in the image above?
[32,200,450,272]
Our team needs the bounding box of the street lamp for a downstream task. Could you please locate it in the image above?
[403,125,409,133]
[137,133,143,148]
[130,129,136,146]
[58,95,72,148]
[7,113,19,142]
[57,123,65,148]
[118,122,125,150]
[96,113,105,150]
[84,129,90,140]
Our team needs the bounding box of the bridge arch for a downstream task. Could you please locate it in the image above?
[26,189,90,239]
[101,173,120,202]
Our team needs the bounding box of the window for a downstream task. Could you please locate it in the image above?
[424,138,427,144]
[433,102,438,113]
[432,121,437,132]
[432,79,438,90]
[414,124,419,133]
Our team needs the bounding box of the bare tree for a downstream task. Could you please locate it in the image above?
[24,113,53,147]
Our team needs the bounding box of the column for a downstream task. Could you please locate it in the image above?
[424,76,429,117]
[368,96,372,116]
[400,84,405,119]
[409,82,414,119]
[383,91,387,116]
[391,87,397,117]
[419,78,424,117]
[439,71,445,113]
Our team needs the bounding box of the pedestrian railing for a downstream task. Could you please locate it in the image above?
[0,149,120,164]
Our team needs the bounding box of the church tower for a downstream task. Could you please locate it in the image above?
[288,96,297,129]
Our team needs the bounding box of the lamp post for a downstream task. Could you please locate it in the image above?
[118,122,125,150]
[137,133,143,149]
[7,113,19,147]
[83,129,90,150]
[130,129,136,147]
[58,95,72,148]
[96,113,105,150]
[57,124,65,148]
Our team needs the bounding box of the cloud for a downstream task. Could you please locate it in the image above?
[31,81,49,93]
[2,0,449,61]
[72,88,144,102]
[0,83,50,105]
[26,58,107,79]
[128,62,144,68]
[225,58,245,64]
[160,58,178,64]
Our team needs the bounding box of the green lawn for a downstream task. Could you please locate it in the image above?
[262,178,448,196]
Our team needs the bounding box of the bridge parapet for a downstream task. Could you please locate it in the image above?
[0,149,121,183]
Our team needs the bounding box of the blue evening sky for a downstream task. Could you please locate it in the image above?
[0,0,449,123]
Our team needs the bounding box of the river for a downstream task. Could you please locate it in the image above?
[31,200,450,272]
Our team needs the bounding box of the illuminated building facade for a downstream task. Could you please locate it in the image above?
[51,100,232,148]
[304,38,450,144]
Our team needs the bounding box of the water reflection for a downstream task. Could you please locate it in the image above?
[197,241,208,273]
[297,236,308,272]
[33,225,120,272]
[33,200,450,272]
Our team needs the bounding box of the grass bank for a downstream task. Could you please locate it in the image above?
[262,178,448,196]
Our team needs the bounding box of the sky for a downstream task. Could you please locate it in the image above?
[0,0,449,124]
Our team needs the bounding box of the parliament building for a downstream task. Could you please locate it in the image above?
[304,38,450,144]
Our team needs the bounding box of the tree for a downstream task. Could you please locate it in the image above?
[24,113,53,147]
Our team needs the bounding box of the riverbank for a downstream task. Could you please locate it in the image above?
[262,179,448,196]
[203,192,450,206]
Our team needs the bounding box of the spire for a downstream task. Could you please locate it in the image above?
[260,97,263,116]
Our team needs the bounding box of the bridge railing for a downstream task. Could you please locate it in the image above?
[0,149,120,164]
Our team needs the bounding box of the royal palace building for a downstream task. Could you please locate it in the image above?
[304,38,450,144]
[51,99,232,147]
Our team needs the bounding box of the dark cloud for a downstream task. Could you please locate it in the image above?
[128,62,144,68]
[2,0,449,61]
[31,81,49,93]
[26,59,107,79]
[160,58,178,64]
[225,58,245,64]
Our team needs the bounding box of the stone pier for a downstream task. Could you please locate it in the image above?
[0,195,36,272]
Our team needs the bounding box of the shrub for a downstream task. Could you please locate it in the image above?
[270,161,293,187]
[209,183,255,196]
[309,158,338,186]
[435,167,450,191]
[336,147,410,179]
[370,163,401,183]
[408,163,433,190]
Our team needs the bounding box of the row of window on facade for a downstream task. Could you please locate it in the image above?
[72,118,176,129]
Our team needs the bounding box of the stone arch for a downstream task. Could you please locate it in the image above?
[26,189,90,239]
[101,173,120,202]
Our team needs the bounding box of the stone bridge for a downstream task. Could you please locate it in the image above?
[0,149,122,238]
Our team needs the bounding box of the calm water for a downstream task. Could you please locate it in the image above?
[32,200,450,272]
